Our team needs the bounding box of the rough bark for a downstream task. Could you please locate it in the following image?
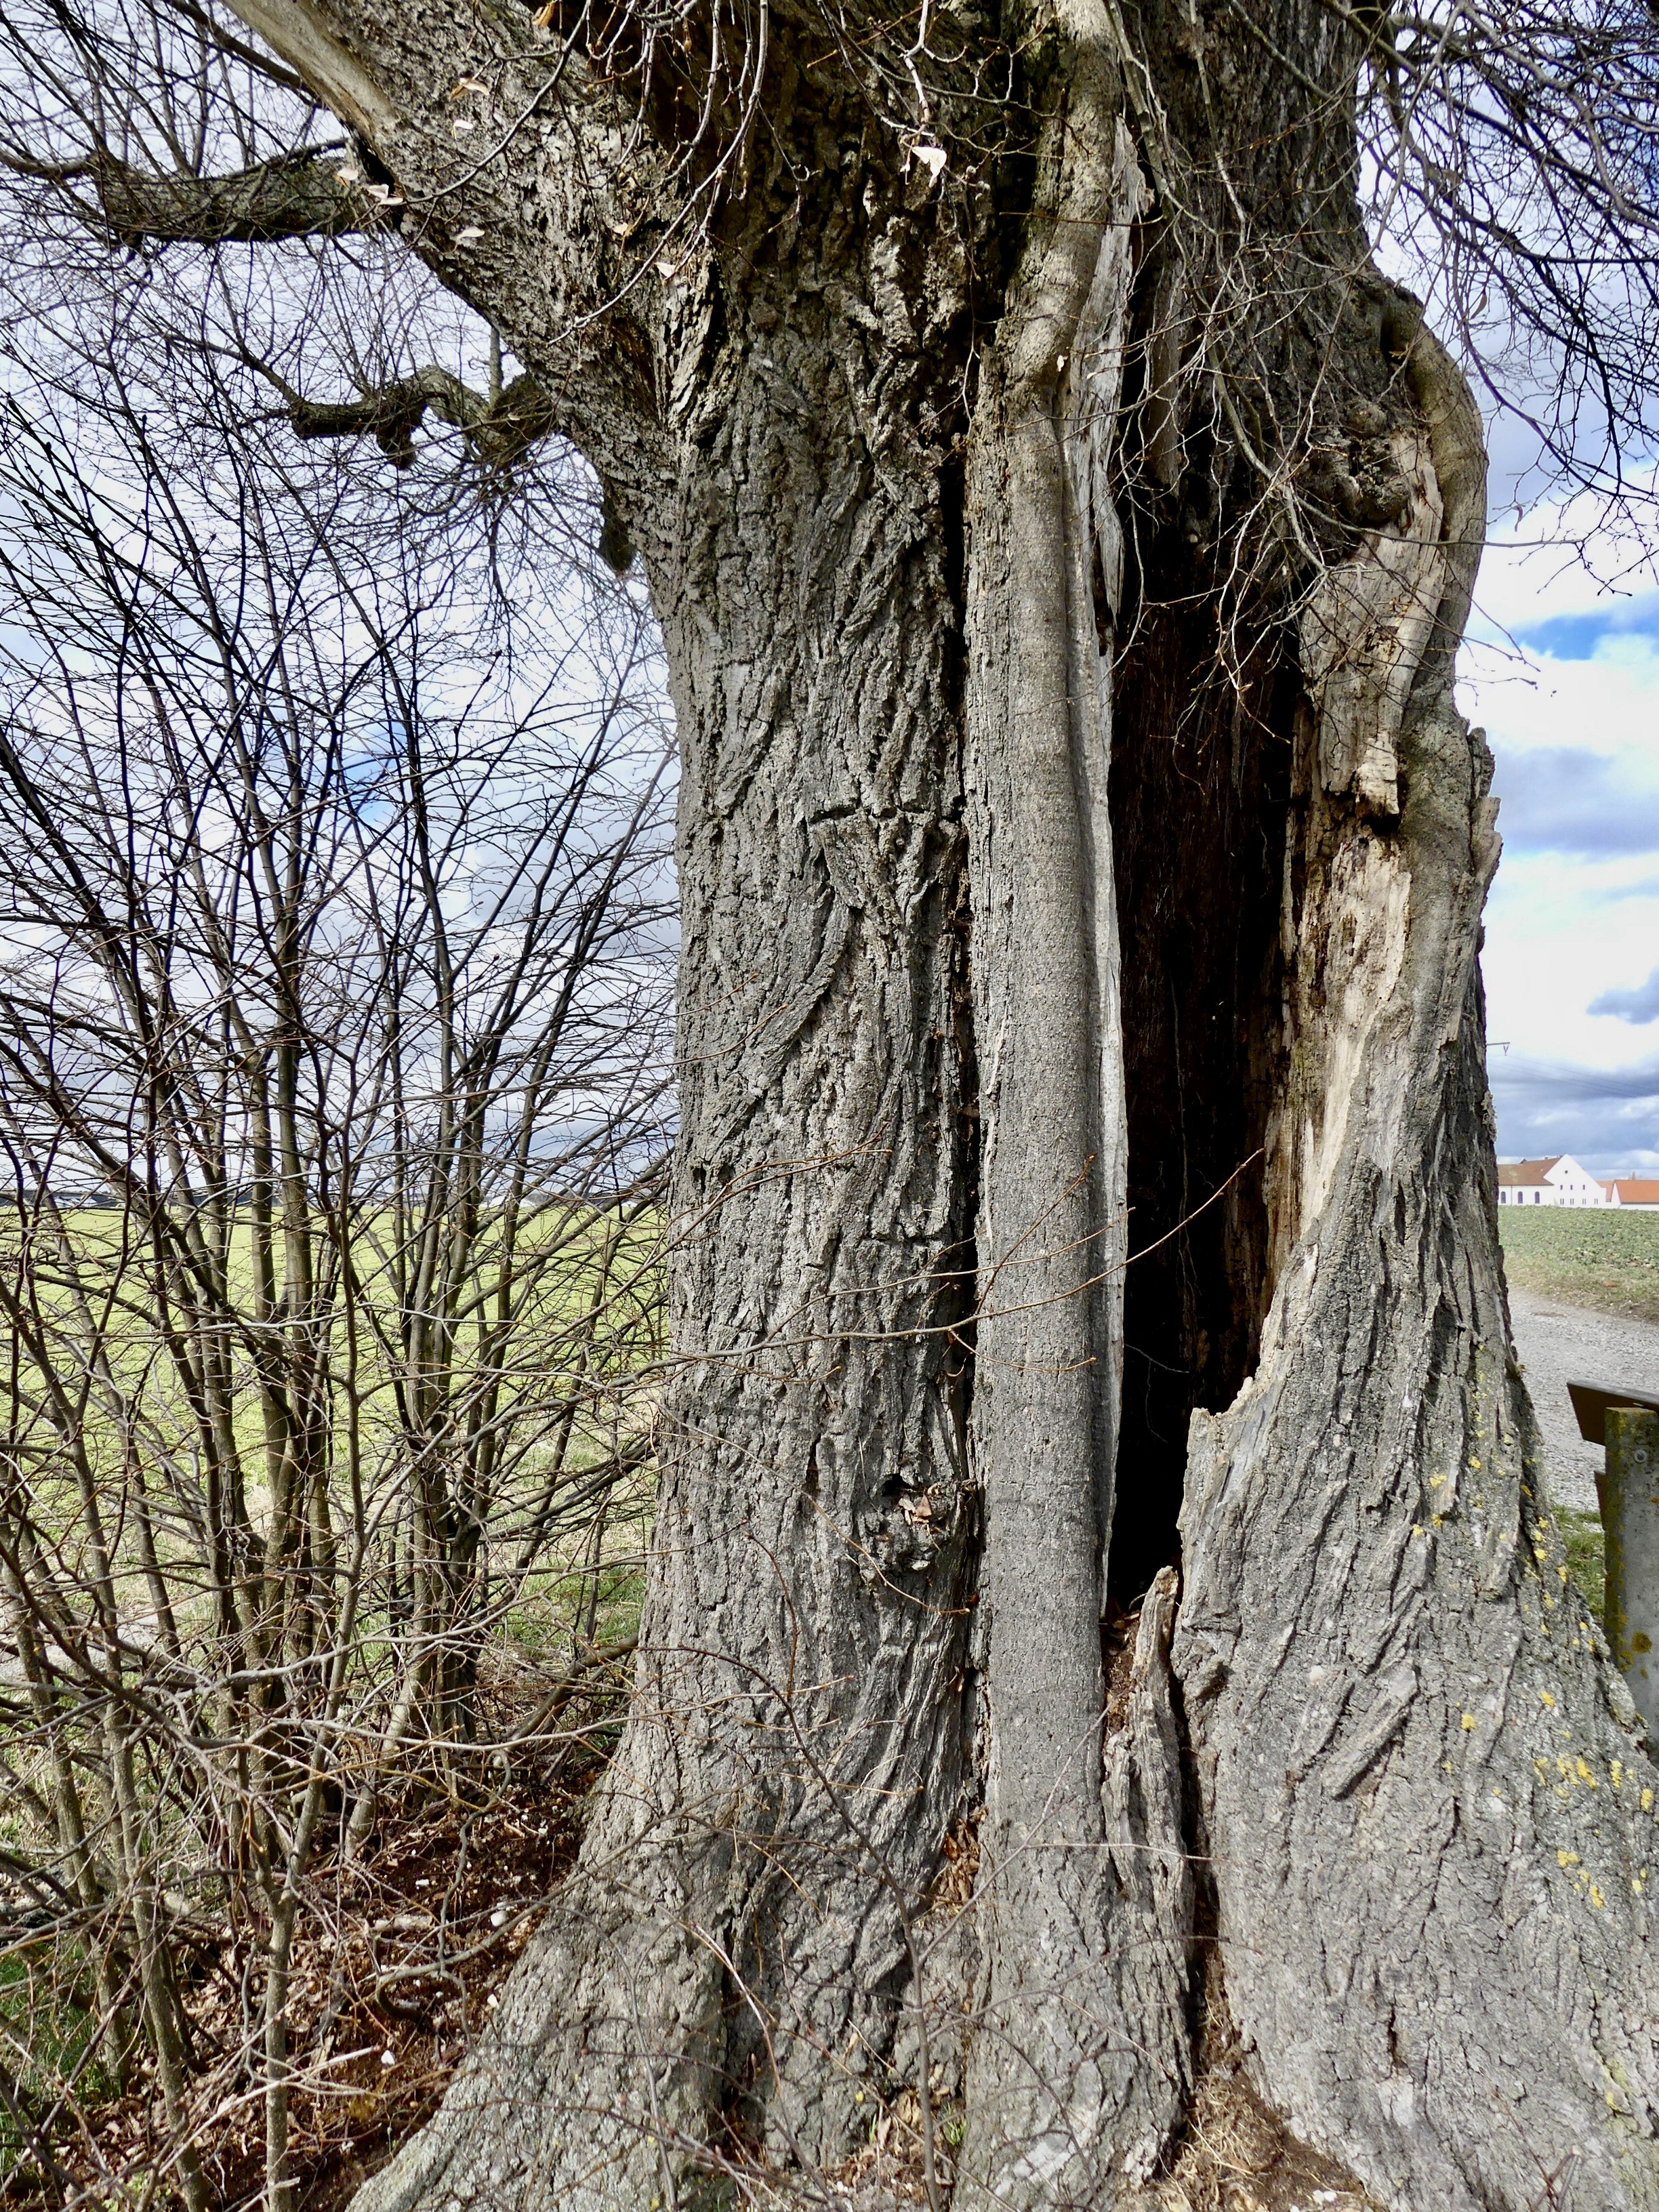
[182,0,1659,2204]
[1172,325,1659,2212]
[304,33,990,2205]
[2,142,373,241]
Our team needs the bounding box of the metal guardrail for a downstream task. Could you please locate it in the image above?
[1574,1381,1659,1740]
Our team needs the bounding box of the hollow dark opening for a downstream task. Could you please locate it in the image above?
[1106,571,1296,1604]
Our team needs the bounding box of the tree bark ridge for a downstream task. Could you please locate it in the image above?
[960,69,1189,2198]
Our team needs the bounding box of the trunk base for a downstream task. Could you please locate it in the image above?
[351,1579,1195,2212]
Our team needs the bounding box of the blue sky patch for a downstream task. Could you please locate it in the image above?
[1514,592,1659,661]
[1592,967,1659,1025]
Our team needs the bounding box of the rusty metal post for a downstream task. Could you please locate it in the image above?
[1599,1406,1659,1743]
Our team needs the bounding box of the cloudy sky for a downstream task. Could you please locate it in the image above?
[1465,470,1659,1175]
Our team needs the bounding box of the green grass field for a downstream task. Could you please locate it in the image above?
[1496,1208,1659,1618]
[1498,1204,1659,1326]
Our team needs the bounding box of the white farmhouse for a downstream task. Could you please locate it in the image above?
[1496,1155,1612,1207]
[1607,1179,1659,1210]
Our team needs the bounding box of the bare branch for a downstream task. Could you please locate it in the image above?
[6,142,379,244]
[277,359,557,470]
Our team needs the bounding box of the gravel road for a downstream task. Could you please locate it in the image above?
[1509,1288,1659,1514]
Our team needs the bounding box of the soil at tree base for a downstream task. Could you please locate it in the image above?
[2,1715,615,2211]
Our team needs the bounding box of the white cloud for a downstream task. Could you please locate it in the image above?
[1470,465,1659,636]
[1462,498,1659,1173]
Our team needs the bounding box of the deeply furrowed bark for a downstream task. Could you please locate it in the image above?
[327,62,992,2208]
[1172,325,1659,2212]
[204,0,1659,2205]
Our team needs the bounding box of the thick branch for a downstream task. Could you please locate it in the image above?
[6,122,571,488]
[13,145,380,245]
[220,0,680,538]
[104,146,373,242]
[279,362,560,476]
[14,139,572,487]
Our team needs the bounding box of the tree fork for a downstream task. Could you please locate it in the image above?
[199,0,1659,2204]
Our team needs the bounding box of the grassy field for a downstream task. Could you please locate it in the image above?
[1498,1204,1659,1326]
[5,1197,660,1605]
[1495,1208,1659,1618]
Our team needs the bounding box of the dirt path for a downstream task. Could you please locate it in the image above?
[1508,1287,1659,1514]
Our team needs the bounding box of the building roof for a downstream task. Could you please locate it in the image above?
[1497,1158,1561,1187]
[1611,1179,1659,1206]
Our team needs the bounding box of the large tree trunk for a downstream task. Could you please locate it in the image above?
[228,0,1659,2205]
